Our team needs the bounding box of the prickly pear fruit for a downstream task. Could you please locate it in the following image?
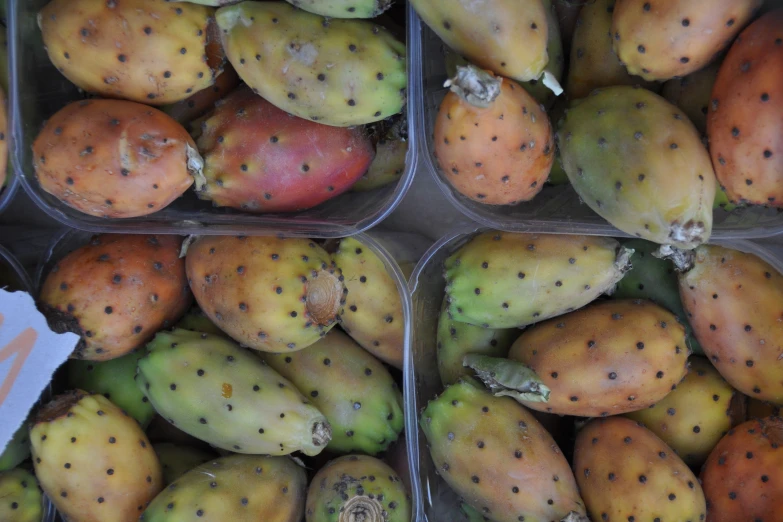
[31,390,163,522]
[217,2,406,127]
[174,305,226,337]
[574,417,706,522]
[444,231,632,329]
[707,9,783,207]
[305,455,410,522]
[146,415,213,450]
[284,0,392,18]
[137,328,332,456]
[566,0,655,100]
[555,0,582,55]
[613,238,703,355]
[0,468,43,522]
[524,0,564,109]
[163,64,240,125]
[185,235,344,353]
[471,299,689,417]
[662,61,720,136]
[434,65,554,205]
[701,417,783,521]
[68,349,156,428]
[39,0,221,104]
[558,86,716,248]
[673,244,783,403]
[352,116,408,192]
[194,85,374,212]
[32,99,204,218]
[436,298,518,387]
[611,0,761,81]
[624,357,738,467]
[410,0,553,85]
[332,236,403,369]
[420,379,587,522]
[153,443,216,484]
[262,329,402,455]
[0,423,30,471]
[40,234,191,361]
[141,454,306,522]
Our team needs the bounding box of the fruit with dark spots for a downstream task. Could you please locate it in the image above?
[185,235,343,353]
[39,234,192,361]
[284,0,393,18]
[174,305,227,337]
[261,329,403,455]
[305,455,410,522]
[137,328,332,456]
[163,64,240,125]
[707,9,783,207]
[662,61,719,136]
[152,443,217,485]
[32,99,204,218]
[575,417,706,521]
[31,390,163,522]
[0,468,42,522]
[420,379,587,522]
[141,454,306,521]
[701,417,783,521]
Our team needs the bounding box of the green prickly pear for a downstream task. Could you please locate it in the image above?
[30,390,163,522]
[153,443,217,485]
[661,62,720,137]
[217,1,406,127]
[351,116,408,192]
[137,329,332,456]
[285,0,393,18]
[574,417,706,522]
[185,236,344,353]
[0,423,30,471]
[460,502,488,522]
[305,455,410,522]
[436,298,518,387]
[444,231,632,329]
[333,236,405,369]
[0,468,43,522]
[141,454,306,521]
[174,305,227,337]
[68,349,156,428]
[557,86,717,248]
[261,329,403,455]
[420,379,587,522]
[624,357,739,467]
[613,238,703,355]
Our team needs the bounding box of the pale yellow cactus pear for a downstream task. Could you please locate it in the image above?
[0,469,43,522]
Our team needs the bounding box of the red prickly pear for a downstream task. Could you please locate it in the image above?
[574,417,706,522]
[611,0,762,81]
[38,0,222,104]
[163,64,241,125]
[701,417,783,522]
[39,234,192,361]
[194,86,374,213]
[707,9,783,207]
[32,99,204,219]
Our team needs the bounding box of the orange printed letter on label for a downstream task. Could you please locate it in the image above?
[0,324,38,405]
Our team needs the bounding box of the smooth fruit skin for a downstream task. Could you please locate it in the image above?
[0,423,30,471]
[305,455,410,522]
[153,443,216,485]
[508,299,689,417]
[173,305,227,337]
[32,99,203,218]
[410,0,550,83]
[701,417,783,522]
[574,417,706,522]
[444,231,631,329]
[285,0,392,18]
[435,66,554,205]
[39,234,192,361]
[678,244,783,403]
[624,356,737,467]
[138,329,332,456]
[420,379,586,522]
[611,0,761,82]
[195,85,374,213]
[217,2,406,127]
[0,468,43,522]
[31,391,163,522]
[707,9,783,207]
[185,235,344,353]
[163,64,240,125]
[558,86,716,249]
[142,454,306,522]
[38,0,220,104]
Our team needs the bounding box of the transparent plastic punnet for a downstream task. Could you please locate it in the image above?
[0,170,20,217]
[406,225,783,521]
[408,5,783,239]
[9,0,417,237]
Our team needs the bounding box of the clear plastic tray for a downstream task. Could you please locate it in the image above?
[406,225,783,521]
[8,0,417,238]
[0,170,20,218]
[408,5,783,239]
[36,227,419,522]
